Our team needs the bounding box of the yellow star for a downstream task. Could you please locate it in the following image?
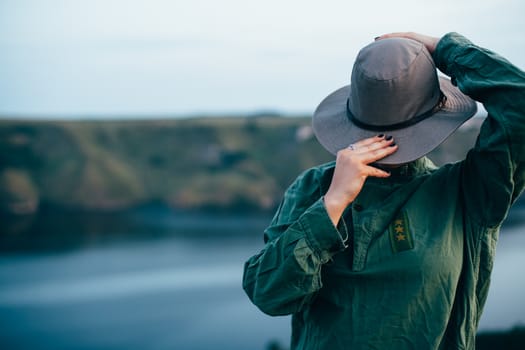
[394,219,403,226]
[395,226,404,233]
[396,233,406,241]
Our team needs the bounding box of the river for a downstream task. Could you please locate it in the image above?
[0,206,524,350]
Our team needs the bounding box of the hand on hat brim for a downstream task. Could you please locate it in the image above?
[324,135,398,226]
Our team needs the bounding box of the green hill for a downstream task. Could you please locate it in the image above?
[0,116,483,215]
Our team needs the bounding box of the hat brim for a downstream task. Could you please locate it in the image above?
[312,77,477,165]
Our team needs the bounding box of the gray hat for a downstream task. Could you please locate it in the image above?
[312,37,477,165]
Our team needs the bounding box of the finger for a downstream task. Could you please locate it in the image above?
[375,32,438,53]
[355,137,394,154]
[376,32,409,39]
[364,165,391,178]
[350,134,385,149]
[360,143,398,164]
[376,32,420,42]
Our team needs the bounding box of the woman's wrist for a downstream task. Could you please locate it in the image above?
[323,192,351,227]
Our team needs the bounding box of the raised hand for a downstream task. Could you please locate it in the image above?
[324,134,398,226]
[376,32,440,54]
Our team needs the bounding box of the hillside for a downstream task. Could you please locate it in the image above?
[0,116,484,215]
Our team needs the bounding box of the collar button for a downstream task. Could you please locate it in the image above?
[353,203,363,212]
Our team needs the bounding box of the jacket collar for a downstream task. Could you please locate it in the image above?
[375,157,437,180]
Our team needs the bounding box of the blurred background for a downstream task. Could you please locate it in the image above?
[0,1,524,349]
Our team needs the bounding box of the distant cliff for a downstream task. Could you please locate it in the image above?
[0,116,484,215]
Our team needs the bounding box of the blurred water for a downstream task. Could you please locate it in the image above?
[0,210,290,350]
[0,207,524,350]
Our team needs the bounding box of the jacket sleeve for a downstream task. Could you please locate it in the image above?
[242,167,348,316]
[433,32,525,227]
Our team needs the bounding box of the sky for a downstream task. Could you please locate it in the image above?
[0,0,524,118]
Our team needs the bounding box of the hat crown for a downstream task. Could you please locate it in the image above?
[348,38,441,127]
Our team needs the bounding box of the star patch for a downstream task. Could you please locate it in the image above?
[389,211,414,253]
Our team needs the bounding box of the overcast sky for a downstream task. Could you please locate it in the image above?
[0,0,524,117]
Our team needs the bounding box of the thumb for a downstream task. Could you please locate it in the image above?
[365,165,391,178]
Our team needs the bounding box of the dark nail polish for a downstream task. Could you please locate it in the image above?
[390,142,397,147]
[374,36,381,41]
[385,135,393,141]
[378,134,385,138]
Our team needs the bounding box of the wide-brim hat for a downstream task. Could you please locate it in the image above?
[312,37,477,165]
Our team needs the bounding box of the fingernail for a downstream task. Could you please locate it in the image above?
[374,36,381,41]
[378,134,385,138]
[390,142,397,147]
[385,135,393,141]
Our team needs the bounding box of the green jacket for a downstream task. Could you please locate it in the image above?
[243,33,525,349]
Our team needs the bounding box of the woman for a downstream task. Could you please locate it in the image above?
[242,32,525,349]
